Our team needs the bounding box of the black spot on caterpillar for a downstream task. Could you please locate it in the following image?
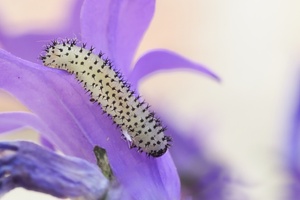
[40,39,171,157]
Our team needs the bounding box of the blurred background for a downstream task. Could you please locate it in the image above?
[1,0,300,199]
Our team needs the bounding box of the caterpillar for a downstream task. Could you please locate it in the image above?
[40,39,171,157]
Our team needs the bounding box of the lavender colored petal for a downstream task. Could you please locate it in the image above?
[167,125,226,200]
[80,0,155,75]
[0,112,51,134]
[0,0,83,63]
[288,75,300,199]
[0,49,180,199]
[129,49,221,88]
[0,112,56,150]
[0,141,108,199]
[0,123,22,134]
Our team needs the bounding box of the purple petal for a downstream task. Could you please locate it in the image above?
[129,49,221,87]
[0,112,50,134]
[0,112,56,151]
[0,0,83,63]
[0,141,108,199]
[288,76,300,199]
[80,0,155,75]
[0,122,23,134]
[168,126,226,200]
[0,49,180,199]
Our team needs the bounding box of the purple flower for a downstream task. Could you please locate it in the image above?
[0,0,220,199]
[0,141,109,199]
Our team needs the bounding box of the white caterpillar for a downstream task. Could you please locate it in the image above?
[40,39,171,157]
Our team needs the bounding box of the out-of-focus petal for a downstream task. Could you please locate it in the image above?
[0,111,57,151]
[0,0,83,63]
[0,49,180,199]
[80,0,155,75]
[0,122,22,134]
[0,141,108,200]
[0,112,50,134]
[0,111,56,149]
[288,76,300,199]
[168,125,226,200]
[129,49,221,87]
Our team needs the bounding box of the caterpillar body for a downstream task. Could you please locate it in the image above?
[40,39,171,157]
